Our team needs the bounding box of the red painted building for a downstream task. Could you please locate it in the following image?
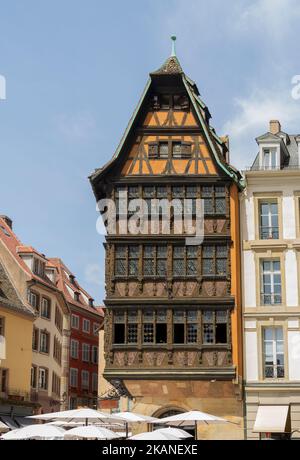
[49,258,103,409]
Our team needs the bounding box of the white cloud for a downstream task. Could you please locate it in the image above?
[237,0,300,38]
[56,111,96,141]
[84,263,104,287]
[222,86,300,168]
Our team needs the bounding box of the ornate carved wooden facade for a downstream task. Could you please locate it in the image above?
[90,52,243,390]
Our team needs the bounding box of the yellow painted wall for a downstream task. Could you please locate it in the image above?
[0,306,33,396]
[230,183,243,379]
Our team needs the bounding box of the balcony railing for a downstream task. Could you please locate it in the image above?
[245,164,300,172]
[261,293,282,305]
[264,364,285,379]
[260,226,279,240]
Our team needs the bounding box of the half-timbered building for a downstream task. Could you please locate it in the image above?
[90,40,244,439]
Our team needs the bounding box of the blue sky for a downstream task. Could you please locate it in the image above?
[0,0,299,303]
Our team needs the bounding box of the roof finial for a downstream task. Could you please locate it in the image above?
[171,35,177,57]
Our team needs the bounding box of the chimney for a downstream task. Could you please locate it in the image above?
[269,120,281,135]
[0,215,12,229]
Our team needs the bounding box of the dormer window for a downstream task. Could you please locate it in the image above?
[89,299,94,308]
[33,258,45,277]
[151,94,189,111]
[74,291,80,302]
[263,148,277,170]
[69,274,76,284]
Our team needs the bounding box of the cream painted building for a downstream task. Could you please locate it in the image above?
[241,121,300,439]
[0,217,70,413]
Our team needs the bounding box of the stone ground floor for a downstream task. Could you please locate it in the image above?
[119,379,245,440]
[245,385,300,439]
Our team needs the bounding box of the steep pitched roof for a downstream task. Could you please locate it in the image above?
[48,258,104,318]
[89,52,243,196]
[0,217,56,289]
[0,260,34,318]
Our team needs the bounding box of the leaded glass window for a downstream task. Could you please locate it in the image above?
[202,186,214,214]
[143,324,154,343]
[129,246,139,276]
[202,246,214,275]
[187,246,198,275]
[128,186,139,216]
[157,186,168,198]
[144,245,155,276]
[115,246,126,276]
[187,310,198,343]
[216,246,227,275]
[203,311,214,344]
[159,142,169,159]
[143,245,167,277]
[187,324,198,343]
[215,186,226,214]
[157,246,167,276]
[186,186,197,215]
[127,324,138,344]
[173,246,185,276]
[202,185,227,215]
[202,245,228,276]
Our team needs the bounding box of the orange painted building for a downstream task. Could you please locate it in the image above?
[90,42,244,438]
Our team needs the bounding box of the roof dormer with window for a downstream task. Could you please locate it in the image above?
[256,120,290,170]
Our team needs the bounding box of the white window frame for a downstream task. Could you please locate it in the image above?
[263,327,285,379]
[38,367,48,390]
[259,201,279,240]
[28,291,38,309]
[70,339,79,359]
[260,259,282,305]
[41,297,51,319]
[82,343,90,362]
[39,331,49,354]
[71,314,79,329]
[262,147,278,170]
[82,319,90,333]
[30,366,37,388]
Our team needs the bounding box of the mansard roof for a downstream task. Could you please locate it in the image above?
[89,50,244,197]
[0,260,34,318]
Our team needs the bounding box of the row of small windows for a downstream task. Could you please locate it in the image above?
[148,141,192,159]
[151,94,189,111]
[70,340,98,364]
[113,309,229,345]
[69,368,98,392]
[71,314,100,335]
[114,244,229,278]
[114,185,227,216]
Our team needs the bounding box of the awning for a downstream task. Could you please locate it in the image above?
[253,406,291,433]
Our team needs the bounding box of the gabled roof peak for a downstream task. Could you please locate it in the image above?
[151,55,183,76]
[151,36,183,75]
